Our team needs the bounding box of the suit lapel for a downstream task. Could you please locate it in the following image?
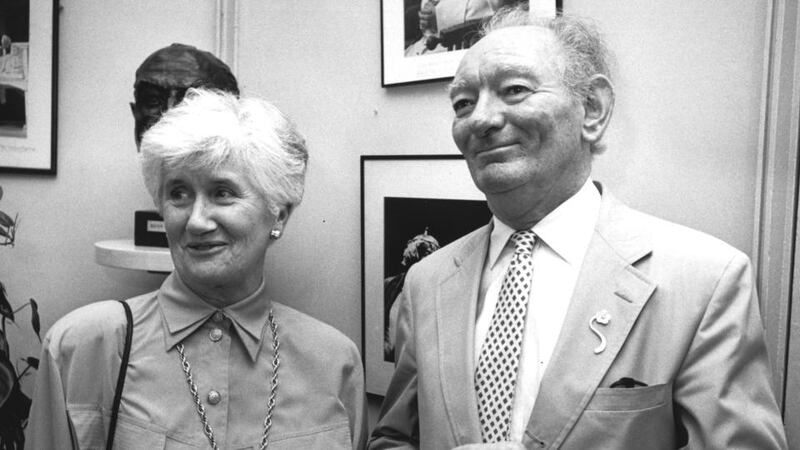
[437,225,490,445]
[525,192,657,448]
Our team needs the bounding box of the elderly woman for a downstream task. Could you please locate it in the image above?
[28,89,366,449]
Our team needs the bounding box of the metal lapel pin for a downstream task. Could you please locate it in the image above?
[589,309,612,354]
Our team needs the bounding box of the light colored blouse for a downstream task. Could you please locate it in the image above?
[27,273,367,449]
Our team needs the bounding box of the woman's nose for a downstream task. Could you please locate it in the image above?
[186,197,217,234]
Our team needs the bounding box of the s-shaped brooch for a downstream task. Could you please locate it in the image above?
[589,310,611,354]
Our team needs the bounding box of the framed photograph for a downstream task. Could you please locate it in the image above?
[361,154,492,395]
[381,0,561,86]
[0,0,58,174]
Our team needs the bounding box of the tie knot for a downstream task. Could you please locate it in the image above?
[510,230,536,255]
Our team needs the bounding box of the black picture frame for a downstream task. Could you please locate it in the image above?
[0,0,59,175]
[361,154,492,394]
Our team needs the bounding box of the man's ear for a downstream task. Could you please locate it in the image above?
[130,102,141,121]
[581,74,614,146]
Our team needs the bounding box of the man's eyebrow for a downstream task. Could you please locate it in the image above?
[494,62,540,79]
[447,78,469,98]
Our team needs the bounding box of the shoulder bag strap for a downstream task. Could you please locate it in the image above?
[106,300,133,450]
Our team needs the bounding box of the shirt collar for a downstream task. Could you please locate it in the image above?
[158,273,272,362]
[488,178,601,268]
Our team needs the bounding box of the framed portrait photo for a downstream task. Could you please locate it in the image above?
[361,154,492,395]
[0,0,58,174]
[381,0,561,86]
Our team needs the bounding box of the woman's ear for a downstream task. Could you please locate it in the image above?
[270,205,292,236]
[581,74,614,146]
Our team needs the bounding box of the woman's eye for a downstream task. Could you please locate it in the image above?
[167,187,190,204]
[215,188,236,200]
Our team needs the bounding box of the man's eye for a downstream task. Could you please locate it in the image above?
[452,98,474,113]
[504,85,530,96]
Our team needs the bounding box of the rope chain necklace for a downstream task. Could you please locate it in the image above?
[176,309,280,450]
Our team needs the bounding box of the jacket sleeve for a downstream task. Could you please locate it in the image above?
[368,282,420,449]
[341,340,369,450]
[674,252,787,448]
[25,333,78,449]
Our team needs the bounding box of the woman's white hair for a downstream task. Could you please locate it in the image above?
[140,88,308,215]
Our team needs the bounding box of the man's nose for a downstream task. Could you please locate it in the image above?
[186,197,217,234]
[469,95,505,137]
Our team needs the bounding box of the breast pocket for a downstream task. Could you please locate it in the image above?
[112,416,169,449]
[558,383,677,449]
[586,383,669,411]
[269,421,352,450]
[67,408,169,450]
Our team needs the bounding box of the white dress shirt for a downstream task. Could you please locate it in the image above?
[474,178,601,442]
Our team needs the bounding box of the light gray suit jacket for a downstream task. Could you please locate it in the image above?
[369,188,787,449]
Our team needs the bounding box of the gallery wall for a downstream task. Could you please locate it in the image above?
[0,0,771,427]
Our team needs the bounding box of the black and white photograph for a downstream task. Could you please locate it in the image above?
[383,0,561,85]
[362,155,486,394]
[0,0,28,138]
[0,0,56,174]
[382,197,491,362]
[1,1,799,448]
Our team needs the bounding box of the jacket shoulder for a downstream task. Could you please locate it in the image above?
[627,207,745,263]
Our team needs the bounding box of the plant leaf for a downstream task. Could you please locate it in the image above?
[0,282,13,321]
[0,226,9,239]
[0,354,14,408]
[29,298,40,341]
[0,209,14,228]
[0,329,8,359]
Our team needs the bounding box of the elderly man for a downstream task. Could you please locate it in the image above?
[130,43,239,148]
[370,6,787,449]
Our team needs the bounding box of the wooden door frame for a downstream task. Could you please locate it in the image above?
[754,0,800,443]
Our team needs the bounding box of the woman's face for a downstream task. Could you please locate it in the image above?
[161,162,286,303]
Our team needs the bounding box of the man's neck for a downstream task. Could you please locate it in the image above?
[486,176,591,230]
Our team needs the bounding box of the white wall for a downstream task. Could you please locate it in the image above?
[0,0,770,427]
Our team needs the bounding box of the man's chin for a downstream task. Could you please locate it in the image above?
[474,170,526,196]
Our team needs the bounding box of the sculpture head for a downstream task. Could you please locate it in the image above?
[130,43,239,149]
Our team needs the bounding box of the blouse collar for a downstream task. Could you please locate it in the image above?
[158,272,272,362]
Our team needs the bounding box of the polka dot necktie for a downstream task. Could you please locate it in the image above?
[475,230,536,443]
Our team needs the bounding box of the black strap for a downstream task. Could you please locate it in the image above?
[107,300,133,450]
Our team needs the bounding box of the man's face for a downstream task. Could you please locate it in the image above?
[130,46,237,148]
[449,26,591,219]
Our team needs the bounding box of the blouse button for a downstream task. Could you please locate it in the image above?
[209,328,223,342]
[207,390,221,405]
[212,311,225,322]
